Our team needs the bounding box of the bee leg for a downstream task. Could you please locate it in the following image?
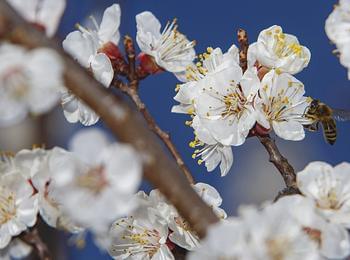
[305,122,319,132]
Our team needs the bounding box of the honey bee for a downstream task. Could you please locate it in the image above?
[304,99,350,145]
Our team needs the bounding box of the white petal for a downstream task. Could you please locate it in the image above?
[9,239,32,258]
[63,31,96,68]
[136,11,162,53]
[98,4,121,45]
[90,53,114,87]
[36,0,66,37]
[68,128,110,164]
[7,0,38,21]
[219,145,234,177]
[272,120,305,141]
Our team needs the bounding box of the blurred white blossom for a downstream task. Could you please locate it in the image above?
[62,4,121,126]
[0,239,32,260]
[0,43,63,127]
[50,128,142,233]
[297,161,350,228]
[325,0,350,79]
[7,0,66,37]
[271,195,350,259]
[12,148,61,228]
[248,25,311,74]
[136,11,196,80]
[187,218,248,260]
[254,70,312,141]
[189,202,321,260]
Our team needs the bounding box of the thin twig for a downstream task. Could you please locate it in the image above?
[257,135,298,189]
[118,36,195,184]
[115,80,195,184]
[123,35,137,88]
[237,28,249,72]
[20,228,51,260]
[0,1,217,238]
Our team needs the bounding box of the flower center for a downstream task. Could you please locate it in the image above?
[112,217,163,258]
[0,186,17,225]
[1,67,29,99]
[266,237,290,260]
[75,165,108,195]
[318,187,343,210]
[269,28,303,58]
[303,227,322,246]
[261,81,304,122]
[156,18,196,63]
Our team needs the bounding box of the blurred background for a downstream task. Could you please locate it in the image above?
[1,0,350,259]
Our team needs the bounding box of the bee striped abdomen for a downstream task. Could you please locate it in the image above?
[322,119,337,145]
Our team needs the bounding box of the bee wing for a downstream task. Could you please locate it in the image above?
[333,109,350,122]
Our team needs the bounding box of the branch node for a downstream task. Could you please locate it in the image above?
[237,28,249,72]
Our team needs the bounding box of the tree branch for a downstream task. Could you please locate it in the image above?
[19,228,51,260]
[257,135,298,189]
[0,1,218,238]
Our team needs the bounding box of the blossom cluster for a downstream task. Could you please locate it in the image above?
[0,128,142,258]
[172,25,312,176]
[326,0,350,79]
[189,161,350,260]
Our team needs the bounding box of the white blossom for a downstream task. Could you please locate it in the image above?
[325,0,350,79]
[49,128,142,233]
[0,166,38,249]
[110,214,174,260]
[270,195,350,259]
[7,0,66,37]
[187,218,248,260]
[240,203,320,260]
[136,11,195,79]
[12,148,61,228]
[168,183,226,251]
[134,183,226,252]
[297,161,350,228]
[255,70,312,141]
[189,117,233,176]
[172,46,242,175]
[62,4,121,126]
[190,201,324,260]
[190,48,259,146]
[248,25,311,74]
[0,43,63,127]
[0,239,32,260]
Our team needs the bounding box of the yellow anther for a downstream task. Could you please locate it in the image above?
[275,68,282,75]
[206,47,213,53]
[189,141,196,148]
[187,107,195,115]
[197,159,203,165]
[185,120,192,126]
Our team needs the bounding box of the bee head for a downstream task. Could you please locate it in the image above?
[310,99,320,110]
